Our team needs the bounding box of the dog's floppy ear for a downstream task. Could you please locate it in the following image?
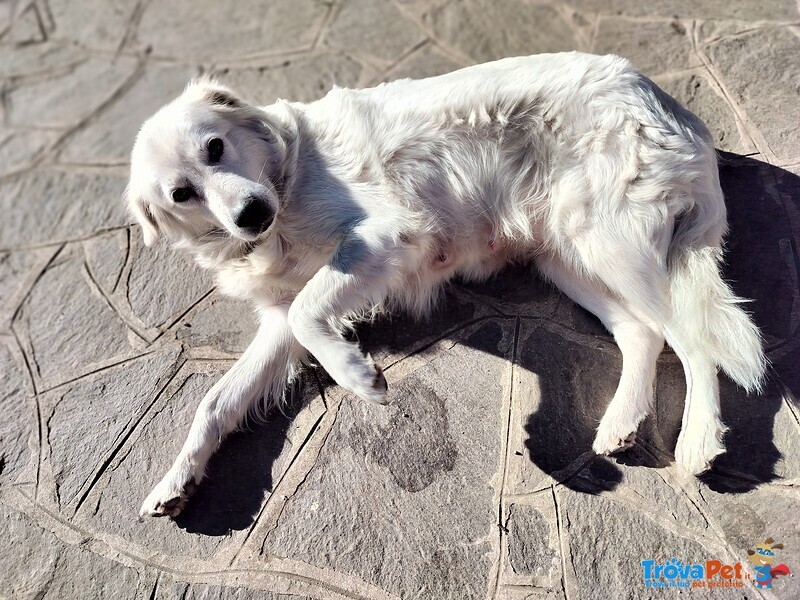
[125,186,160,246]
[185,77,245,110]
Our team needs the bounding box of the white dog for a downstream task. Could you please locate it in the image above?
[126,53,766,518]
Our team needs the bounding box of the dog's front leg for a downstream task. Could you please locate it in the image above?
[288,231,395,405]
[139,304,304,518]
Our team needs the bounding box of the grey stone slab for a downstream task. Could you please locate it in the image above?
[0,503,62,600]
[46,347,181,507]
[580,446,711,533]
[0,1,12,38]
[708,377,800,484]
[509,324,622,491]
[0,169,130,249]
[0,249,41,316]
[156,579,310,600]
[0,343,33,484]
[39,543,142,600]
[707,27,800,162]
[423,1,576,63]
[505,502,559,582]
[48,0,139,50]
[0,42,87,80]
[321,0,426,63]
[127,229,215,329]
[569,0,799,20]
[548,291,611,339]
[593,18,700,76]
[174,294,258,355]
[60,64,201,165]
[715,154,800,352]
[381,42,465,82]
[0,504,142,600]
[89,367,297,558]
[693,485,800,598]
[460,264,563,319]
[21,247,131,385]
[82,230,128,295]
[355,286,497,368]
[7,56,137,129]
[560,487,738,599]
[260,319,514,599]
[138,0,327,61]
[8,3,44,45]
[214,54,364,107]
[0,129,56,177]
[655,73,746,153]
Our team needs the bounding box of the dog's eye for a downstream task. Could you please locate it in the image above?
[171,187,195,203]
[208,138,224,163]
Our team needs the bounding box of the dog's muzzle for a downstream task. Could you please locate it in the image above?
[235,197,274,236]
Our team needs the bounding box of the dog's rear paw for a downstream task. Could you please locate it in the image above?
[139,476,197,519]
[675,423,726,475]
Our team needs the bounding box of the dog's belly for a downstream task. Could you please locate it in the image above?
[409,230,532,287]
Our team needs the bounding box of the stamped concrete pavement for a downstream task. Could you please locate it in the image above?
[1,1,800,598]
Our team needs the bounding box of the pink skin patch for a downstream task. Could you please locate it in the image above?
[433,249,451,269]
[489,240,496,251]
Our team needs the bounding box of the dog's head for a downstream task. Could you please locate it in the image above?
[125,79,292,257]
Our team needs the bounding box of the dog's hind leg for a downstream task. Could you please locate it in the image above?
[536,255,665,455]
[139,303,304,518]
[663,244,766,474]
[661,331,723,475]
[662,171,765,473]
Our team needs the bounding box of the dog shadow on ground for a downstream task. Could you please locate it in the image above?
[175,151,799,534]
[172,379,310,536]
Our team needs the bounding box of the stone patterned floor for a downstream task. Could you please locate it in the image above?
[1,1,800,598]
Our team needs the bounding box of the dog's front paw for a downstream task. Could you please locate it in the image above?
[353,364,389,404]
[593,428,637,456]
[675,422,726,475]
[592,413,639,456]
[139,473,198,519]
[339,355,389,405]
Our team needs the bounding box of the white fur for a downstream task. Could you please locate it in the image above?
[127,53,766,518]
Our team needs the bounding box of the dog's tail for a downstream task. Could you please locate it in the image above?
[664,184,767,393]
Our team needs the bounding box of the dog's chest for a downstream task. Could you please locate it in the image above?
[215,237,327,303]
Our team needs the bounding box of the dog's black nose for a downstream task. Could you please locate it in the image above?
[235,198,274,235]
